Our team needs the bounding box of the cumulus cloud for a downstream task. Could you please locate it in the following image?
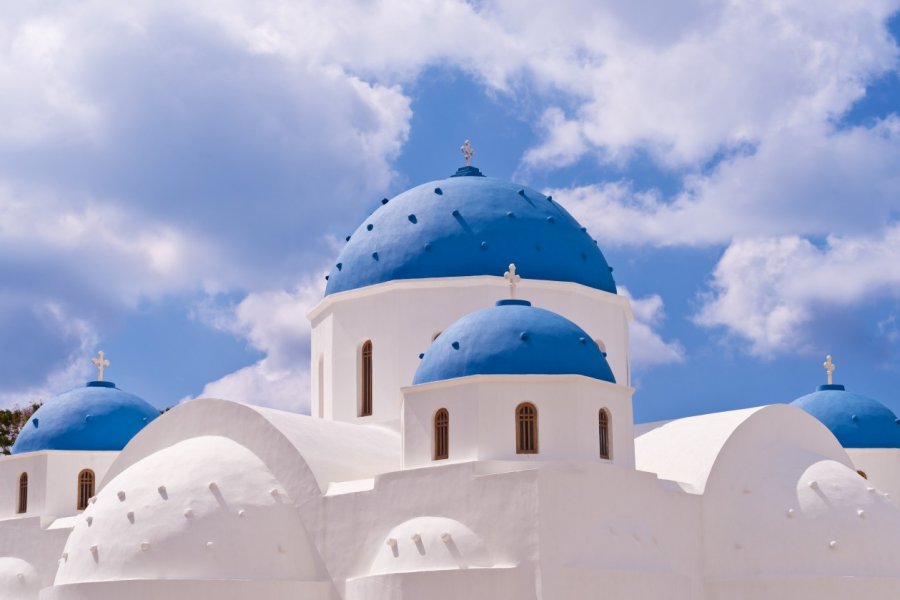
[520,1,898,168]
[695,227,900,355]
[621,287,684,369]
[188,277,324,411]
[555,117,900,247]
[2,0,898,403]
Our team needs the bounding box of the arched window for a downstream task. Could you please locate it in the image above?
[516,403,538,454]
[857,470,868,480]
[360,340,373,417]
[77,470,95,511]
[434,408,449,460]
[17,473,27,514]
[599,409,611,459]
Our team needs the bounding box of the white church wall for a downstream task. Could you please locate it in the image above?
[41,579,337,600]
[43,452,117,519]
[401,375,634,469]
[55,435,334,590]
[846,448,900,507]
[0,516,71,592]
[0,451,116,521]
[700,405,900,583]
[309,276,631,426]
[0,452,47,518]
[535,464,704,599]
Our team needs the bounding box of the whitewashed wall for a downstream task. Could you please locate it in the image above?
[308,276,631,425]
[846,448,900,507]
[401,375,633,469]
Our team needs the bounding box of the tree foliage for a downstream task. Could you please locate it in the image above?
[0,403,41,455]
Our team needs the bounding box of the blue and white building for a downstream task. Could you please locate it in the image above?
[3,161,900,599]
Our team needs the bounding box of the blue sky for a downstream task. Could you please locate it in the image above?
[1,2,899,423]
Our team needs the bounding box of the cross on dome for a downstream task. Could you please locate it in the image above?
[91,351,110,381]
[460,139,475,166]
[503,263,521,299]
[823,355,836,385]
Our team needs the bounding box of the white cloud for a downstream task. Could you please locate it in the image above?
[518,1,899,168]
[695,226,900,354]
[621,287,685,369]
[189,277,324,411]
[1,0,898,399]
[555,117,900,247]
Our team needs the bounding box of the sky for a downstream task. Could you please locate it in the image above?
[1,1,899,423]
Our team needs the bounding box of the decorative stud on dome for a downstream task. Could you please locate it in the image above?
[91,351,110,381]
[824,355,836,385]
[460,139,475,166]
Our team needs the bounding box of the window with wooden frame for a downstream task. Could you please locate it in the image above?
[516,403,538,454]
[434,408,449,460]
[360,340,373,417]
[17,473,28,514]
[77,469,95,511]
[599,409,611,459]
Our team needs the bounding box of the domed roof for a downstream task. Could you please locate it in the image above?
[325,166,617,296]
[0,557,39,600]
[11,381,159,454]
[55,435,327,586]
[413,299,615,385]
[791,384,900,449]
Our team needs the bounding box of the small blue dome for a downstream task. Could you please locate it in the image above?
[11,381,159,454]
[791,384,900,449]
[413,299,616,385]
[325,167,617,296]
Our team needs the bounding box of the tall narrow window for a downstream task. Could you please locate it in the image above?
[516,403,538,454]
[77,470,95,511]
[17,473,27,514]
[434,408,449,460]
[360,340,373,417]
[599,409,611,459]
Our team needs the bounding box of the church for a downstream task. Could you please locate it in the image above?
[2,152,900,599]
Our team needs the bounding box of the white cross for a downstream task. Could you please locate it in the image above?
[503,263,521,299]
[460,140,475,166]
[823,355,836,385]
[91,351,110,381]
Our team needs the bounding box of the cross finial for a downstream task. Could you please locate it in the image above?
[91,351,110,381]
[503,263,521,299]
[823,354,836,385]
[460,139,475,166]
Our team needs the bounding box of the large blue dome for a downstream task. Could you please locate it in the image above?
[413,299,616,385]
[791,384,900,449]
[11,381,160,454]
[325,166,617,296]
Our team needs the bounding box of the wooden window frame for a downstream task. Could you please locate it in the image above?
[599,409,611,460]
[516,402,538,454]
[434,408,449,460]
[17,472,27,514]
[77,469,95,511]
[360,340,373,417]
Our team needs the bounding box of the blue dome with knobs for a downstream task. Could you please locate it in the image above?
[11,381,160,454]
[413,299,616,385]
[791,384,900,449]
[325,166,617,296]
